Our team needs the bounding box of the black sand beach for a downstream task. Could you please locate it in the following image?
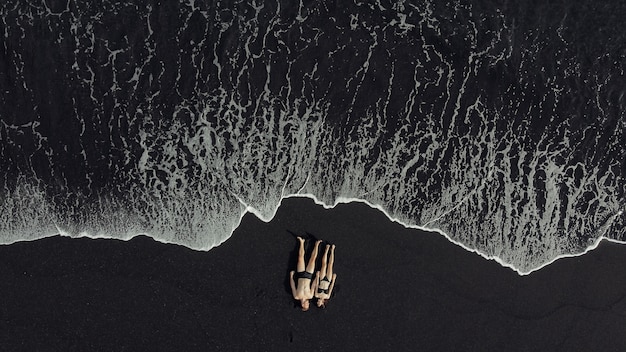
[1,197,625,351]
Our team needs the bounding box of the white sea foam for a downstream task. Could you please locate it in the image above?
[1,0,623,276]
[224,192,626,276]
[30,191,621,276]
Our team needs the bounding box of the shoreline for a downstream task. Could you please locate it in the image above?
[11,193,625,276]
[2,197,626,350]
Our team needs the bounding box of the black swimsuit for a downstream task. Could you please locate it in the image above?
[317,276,331,294]
[295,271,314,280]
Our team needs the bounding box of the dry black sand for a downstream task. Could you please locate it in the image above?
[1,197,625,351]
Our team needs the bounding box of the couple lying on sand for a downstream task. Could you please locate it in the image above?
[289,237,337,311]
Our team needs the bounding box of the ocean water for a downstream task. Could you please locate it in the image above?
[0,0,624,272]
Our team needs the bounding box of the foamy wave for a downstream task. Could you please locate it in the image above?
[1,0,624,273]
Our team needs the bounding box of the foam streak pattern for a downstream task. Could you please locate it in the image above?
[1,0,624,271]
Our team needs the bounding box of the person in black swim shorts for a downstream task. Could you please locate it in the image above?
[289,237,321,311]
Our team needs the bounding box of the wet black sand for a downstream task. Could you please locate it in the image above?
[1,197,625,351]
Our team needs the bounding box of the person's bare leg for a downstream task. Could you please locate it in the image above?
[327,244,335,279]
[319,244,330,277]
[306,240,322,273]
[296,237,306,273]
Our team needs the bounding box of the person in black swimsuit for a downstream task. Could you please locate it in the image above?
[289,237,321,311]
[315,244,337,308]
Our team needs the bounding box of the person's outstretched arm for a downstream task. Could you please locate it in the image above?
[327,273,338,296]
[311,271,320,293]
[289,271,297,297]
